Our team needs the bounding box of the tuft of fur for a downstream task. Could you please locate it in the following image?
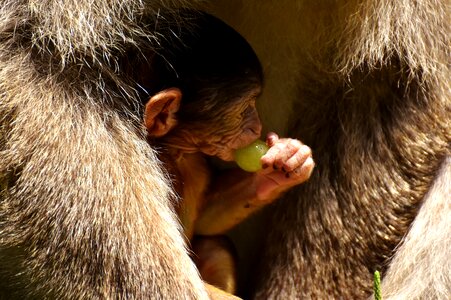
[210,0,450,298]
[0,0,209,299]
[381,157,450,299]
[0,0,198,66]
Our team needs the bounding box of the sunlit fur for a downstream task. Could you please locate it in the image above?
[0,1,209,299]
[382,157,450,299]
[210,0,450,298]
[0,0,449,299]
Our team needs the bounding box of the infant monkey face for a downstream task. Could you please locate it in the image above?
[211,128,261,162]
[238,98,262,143]
[201,95,262,162]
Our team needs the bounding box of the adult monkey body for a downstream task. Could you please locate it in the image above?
[210,1,450,299]
[0,1,449,300]
[0,2,211,299]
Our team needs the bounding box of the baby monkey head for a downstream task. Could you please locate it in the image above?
[144,11,263,161]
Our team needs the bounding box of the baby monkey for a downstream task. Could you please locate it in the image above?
[139,11,314,296]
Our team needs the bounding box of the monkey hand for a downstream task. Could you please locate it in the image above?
[255,132,314,202]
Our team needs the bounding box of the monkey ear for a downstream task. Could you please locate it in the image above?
[144,88,182,137]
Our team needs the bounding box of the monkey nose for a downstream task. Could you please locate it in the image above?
[243,126,262,145]
[250,123,262,137]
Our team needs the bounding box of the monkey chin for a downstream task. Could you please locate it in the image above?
[203,149,235,162]
[214,150,235,162]
[198,144,235,162]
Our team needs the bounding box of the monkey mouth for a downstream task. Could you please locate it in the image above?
[216,135,261,162]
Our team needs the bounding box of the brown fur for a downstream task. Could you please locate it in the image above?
[0,1,209,299]
[1,0,449,299]
[209,0,450,298]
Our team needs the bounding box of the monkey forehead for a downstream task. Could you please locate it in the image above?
[178,84,260,120]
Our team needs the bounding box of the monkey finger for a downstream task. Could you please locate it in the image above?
[289,157,315,182]
[272,139,304,170]
[282,144,312,172]
[261,142,286,169]
[265,132,279,147]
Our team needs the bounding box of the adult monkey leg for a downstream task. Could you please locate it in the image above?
[209,0,450,298]
[0,1,212,299]
[381,157,451,299]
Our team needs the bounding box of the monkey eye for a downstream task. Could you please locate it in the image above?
[241,104,254,118]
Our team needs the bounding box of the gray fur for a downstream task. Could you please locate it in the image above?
[0,1,208,299]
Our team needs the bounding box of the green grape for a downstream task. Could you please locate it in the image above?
[234,139,269,172]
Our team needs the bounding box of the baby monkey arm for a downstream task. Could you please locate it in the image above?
[195,133,314,235]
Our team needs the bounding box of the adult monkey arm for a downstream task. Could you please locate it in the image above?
[0,1,210,299]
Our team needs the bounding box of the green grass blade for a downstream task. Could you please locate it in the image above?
[374,270,382,300]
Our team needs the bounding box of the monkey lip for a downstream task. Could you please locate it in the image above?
[232,132,261,151]
[218,137,261,162]
[201,136,260,162]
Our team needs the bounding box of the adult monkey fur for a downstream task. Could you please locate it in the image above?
[209,1,450,299]
[0,2,213,299]
[0,0,449,299]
